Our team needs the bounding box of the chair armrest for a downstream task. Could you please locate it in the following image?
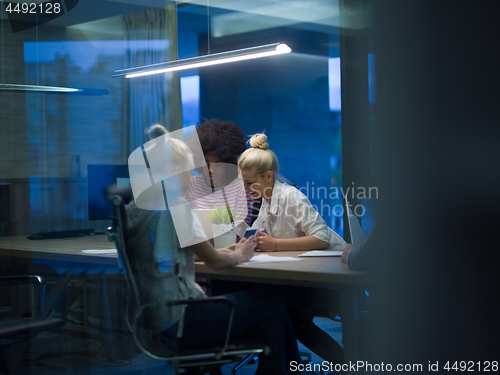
[166,296,235,359]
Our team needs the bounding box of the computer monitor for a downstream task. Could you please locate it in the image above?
[88,164,131,220]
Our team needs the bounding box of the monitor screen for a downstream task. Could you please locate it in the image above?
[88,164,131,220]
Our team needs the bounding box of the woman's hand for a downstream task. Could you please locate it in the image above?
[234,236,256,262]
[192,236,255,270]
[218,244,236,253]
[256,230,277,252]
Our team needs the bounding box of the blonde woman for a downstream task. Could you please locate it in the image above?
[238,133,346,252]
[238,133,346,365]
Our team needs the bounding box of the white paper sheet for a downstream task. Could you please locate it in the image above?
[80,249,117,255]
[240,254,303,264]
[299,250,343,257]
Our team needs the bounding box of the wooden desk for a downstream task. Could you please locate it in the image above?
[0,236,367,365]
[196,251,366,287]
[196,251,367,365]
[0,235,117,267]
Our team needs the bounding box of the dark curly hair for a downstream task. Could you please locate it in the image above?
[196,119,246,165]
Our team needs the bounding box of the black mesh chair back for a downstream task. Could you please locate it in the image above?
[106,196,268,373]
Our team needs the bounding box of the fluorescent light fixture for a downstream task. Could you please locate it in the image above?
[0,4,82,94]
[0,83,81,92]
[113,42,291,79]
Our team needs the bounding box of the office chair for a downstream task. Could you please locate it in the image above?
[0,275,65,374]
[107,196,268,375]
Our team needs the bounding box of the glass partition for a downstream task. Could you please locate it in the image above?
[0,1,349,372]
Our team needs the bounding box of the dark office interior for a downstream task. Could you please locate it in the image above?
[1,0,499,374]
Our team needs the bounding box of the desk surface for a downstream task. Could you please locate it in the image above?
[196,252,366,287]
[0,236,366,286]
[0,235,118,266]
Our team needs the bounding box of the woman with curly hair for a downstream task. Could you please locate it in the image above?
[186,119,253,225]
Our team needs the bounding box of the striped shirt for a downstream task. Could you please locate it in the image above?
[186,175,253,225]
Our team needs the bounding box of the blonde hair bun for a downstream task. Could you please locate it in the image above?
[146,124,168,141]
[249,133,269,150]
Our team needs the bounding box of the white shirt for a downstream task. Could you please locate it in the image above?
[252,180,346,250]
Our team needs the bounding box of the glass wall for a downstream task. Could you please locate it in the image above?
[0,1,345,371]
[1,1,343,236]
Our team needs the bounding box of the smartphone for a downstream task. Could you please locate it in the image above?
[243,228,258,239]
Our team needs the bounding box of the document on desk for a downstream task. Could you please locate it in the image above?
[299,250,343,257]
[80,249,117,255]
[241,254,303,264]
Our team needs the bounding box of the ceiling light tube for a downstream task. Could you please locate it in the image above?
[0,83,81,92]
[113,42,291,79]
